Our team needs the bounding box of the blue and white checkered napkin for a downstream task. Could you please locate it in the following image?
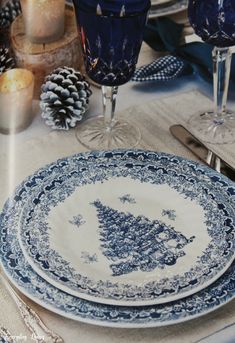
[132,55,185,82]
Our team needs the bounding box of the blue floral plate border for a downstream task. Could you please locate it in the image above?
[0,150,235,327]
[16,149,235,306]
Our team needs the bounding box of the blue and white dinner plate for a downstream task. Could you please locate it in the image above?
[0,150,235,327]
[149,0,188,18]
[16,150,235,306]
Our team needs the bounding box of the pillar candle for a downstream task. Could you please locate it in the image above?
[0,69,34,134]
[20,0,65,44]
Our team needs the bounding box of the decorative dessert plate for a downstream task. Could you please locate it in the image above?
[149,0,188,18]
[17,150,235,306]
[0,150,234,327]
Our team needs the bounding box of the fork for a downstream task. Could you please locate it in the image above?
[0,327,14,343]
[0,270,64,343]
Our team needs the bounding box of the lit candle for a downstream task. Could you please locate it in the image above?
[0,69,34,134]
[20,0,65,44]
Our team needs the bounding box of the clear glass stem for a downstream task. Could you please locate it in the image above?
[213,46,232,120]
[102,86,118,132]
[188,47,235,145]
[75,84,141,149]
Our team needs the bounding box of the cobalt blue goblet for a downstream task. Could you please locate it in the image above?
[73,0,150,150]
[188,0,235,144]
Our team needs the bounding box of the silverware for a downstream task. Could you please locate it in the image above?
[0,270,64,343]
[0,327,14,343]
[170,124,235,181]
[193,322,235,343]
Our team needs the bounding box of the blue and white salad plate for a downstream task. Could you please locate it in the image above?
[15,150,235,306]
[0,150,235,327]
[149,0,188,19]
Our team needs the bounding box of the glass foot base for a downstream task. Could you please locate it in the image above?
[188,110,235,144]
[75,116,141,150]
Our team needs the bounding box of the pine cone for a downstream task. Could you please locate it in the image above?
[40,67,92,130]
[0,0,21,29]
[0,47,15,74]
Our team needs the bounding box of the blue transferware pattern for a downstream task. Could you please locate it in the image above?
[69,214,86,229]
[188,0,235,47]
[93,199,194,276]
[0,150,235,327]
[81,252,98,264]
[17,150,235,306]
[119,194,136,204]
[162,209,176,221]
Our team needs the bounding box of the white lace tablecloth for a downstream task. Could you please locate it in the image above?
[0,88,234,343]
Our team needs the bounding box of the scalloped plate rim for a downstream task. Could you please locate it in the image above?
[0,149,235,327]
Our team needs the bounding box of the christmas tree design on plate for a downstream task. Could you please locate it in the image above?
[92,200,195,277]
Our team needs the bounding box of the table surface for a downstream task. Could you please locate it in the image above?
[0,43,209,153]
[0,42,234,343]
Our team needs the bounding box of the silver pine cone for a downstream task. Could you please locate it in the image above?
[0,0,21,29]
[0,47,15,74]
[40,66,92,130]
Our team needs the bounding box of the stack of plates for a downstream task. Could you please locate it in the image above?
[0,149,235,327]
[149,0,188,18]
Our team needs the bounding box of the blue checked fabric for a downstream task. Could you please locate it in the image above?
[132,55,185,82]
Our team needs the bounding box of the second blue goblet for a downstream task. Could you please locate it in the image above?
[188,0,235,144]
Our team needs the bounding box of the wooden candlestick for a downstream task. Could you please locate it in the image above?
[10,5,83,99]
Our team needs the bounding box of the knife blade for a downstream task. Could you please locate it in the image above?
[170,124,235,181]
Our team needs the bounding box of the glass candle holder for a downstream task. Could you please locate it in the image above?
[0,68,34,134]
[20,0,65,44]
